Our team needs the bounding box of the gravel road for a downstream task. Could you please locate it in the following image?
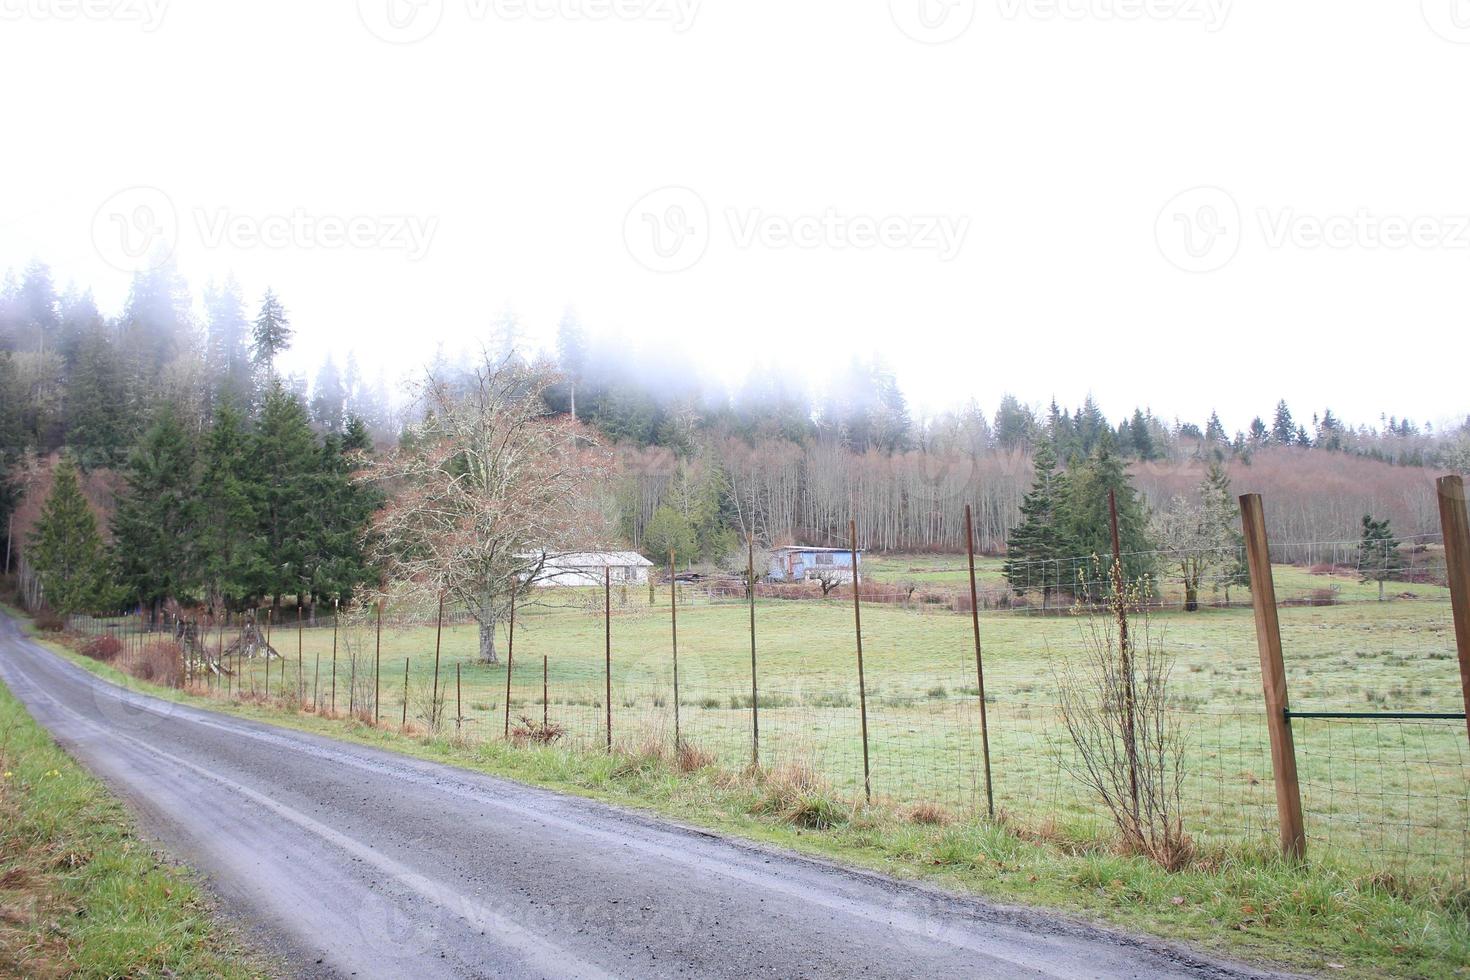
[0,611,1287,979]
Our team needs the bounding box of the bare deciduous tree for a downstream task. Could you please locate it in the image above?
[1056,566,1191,870]
[360,357,610,663]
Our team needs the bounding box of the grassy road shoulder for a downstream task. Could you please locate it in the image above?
[0,668,268,978]
[16,613,1469,980]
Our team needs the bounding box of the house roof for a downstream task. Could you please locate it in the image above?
[771,545,858,554]
[542,551,654,567]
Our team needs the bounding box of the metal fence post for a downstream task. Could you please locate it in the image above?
[604,566,613,753]
[747,537,759,769]
[1239,493,1306,861]
[374,600,383,725]
[431,593,444,730]
[670,549,680,753]
[331,599,339,715]
[1435,475,1470,746]
[849,519,872,804]
[963,504,995,821]
[505,577,517,738]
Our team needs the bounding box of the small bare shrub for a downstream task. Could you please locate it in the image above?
[908,802,954,826]
[130,640,184,688]
[81,635,122,661]
[675,741,716,772]
[509,714,566,746]
[33,608,64,632]
[1056,564,1192,871]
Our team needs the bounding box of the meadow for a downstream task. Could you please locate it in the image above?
[122,556,1469,885]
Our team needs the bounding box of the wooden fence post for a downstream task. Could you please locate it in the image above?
[1435,475,1470,746]
[1239,493,1306,861]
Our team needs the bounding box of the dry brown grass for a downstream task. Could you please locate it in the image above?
[907,801,954,826]
[675,741,716,772]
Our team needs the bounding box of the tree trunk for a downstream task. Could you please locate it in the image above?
[478,617,499,664]
[1183,585,1199,612]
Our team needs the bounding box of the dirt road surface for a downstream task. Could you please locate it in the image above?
[0,612,1286,979]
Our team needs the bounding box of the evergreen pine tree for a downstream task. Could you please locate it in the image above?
[65,321,132,469]
[111,404,199,622]
[1271,400,1295,444]
[254,384,319,608]
[27,455,109,614]
[251,289,293,383]
[1002,441,1075,606]
[196,405,266,610]
[1200,461,1249,602]
[1356,514,1405,601]
[204,276,254,413]
[1204,410,1227,445]
[304,416,380,605]
[1061,434,1155,597]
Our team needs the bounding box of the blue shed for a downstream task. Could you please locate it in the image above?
[768,546,860,583]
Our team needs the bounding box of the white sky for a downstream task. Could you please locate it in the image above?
[2,1,1468,433]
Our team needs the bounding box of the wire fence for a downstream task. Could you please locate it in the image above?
[51,528,1470,886]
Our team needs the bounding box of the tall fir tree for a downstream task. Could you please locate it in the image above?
[1356,513,1405,601]
[1002,441,1075,605]
[1199,461,1249,602]
[204,276,254,413]
[1061,434,1155,596]
[254,384,320,608]
[251,289,293,384]
[27,455,109,614]
[65,321,132,469]
[1271,400,1295,444]
[111,404,199,622]
[196,405,266,610]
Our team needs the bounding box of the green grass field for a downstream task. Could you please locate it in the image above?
[0,675,264,978]
[44,598,1470,979]
[104,560,1466,886]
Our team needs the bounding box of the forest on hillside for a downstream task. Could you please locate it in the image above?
[2,257,1468,620]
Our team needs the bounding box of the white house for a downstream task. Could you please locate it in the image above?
[526,551,654,587]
